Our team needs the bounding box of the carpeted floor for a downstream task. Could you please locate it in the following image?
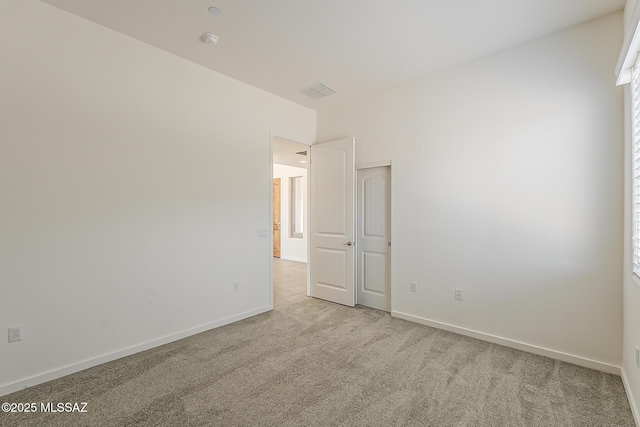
[1,298,635,426]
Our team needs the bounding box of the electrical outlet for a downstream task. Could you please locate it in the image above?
[233,282,239,292]
[410,282,417,292]
[636,346,639,368]
[455,289,463,301]
[8,326,22,343]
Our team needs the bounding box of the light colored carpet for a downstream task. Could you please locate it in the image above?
[1,298,634,426]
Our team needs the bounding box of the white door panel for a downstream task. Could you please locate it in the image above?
[310,138,355,306]
[357,166,391,311]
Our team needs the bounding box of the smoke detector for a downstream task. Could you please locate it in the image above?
[202,33,219,44]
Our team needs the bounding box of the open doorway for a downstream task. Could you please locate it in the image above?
[271,136,392,312]
[272,136,310,308]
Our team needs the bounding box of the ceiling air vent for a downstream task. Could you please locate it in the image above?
[299,82,337,100]
[295,151,307,156]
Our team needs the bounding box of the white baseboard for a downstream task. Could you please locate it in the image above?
[280,256,307,263]
[392,310,621,375]
[0,306,271,397]
[622,368,640,426]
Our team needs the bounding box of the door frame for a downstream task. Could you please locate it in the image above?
[269,132,312,309]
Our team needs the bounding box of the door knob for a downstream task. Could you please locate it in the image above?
[345,241,352,246]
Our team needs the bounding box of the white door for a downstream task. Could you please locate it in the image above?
[356,166,391,311]
[310,138,356,306]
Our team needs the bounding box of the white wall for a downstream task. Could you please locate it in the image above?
[622,0,640,421]
[0,0,315,395]
[318,13,624,371]
[273,164,308,263]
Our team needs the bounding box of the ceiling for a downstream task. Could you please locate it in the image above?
[40,0,625,112]
[273,138,308,169]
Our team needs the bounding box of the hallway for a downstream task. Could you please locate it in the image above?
[273,258,307,308]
